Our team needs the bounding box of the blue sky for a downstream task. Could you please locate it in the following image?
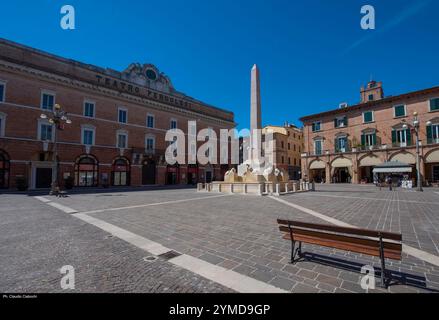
[1,0,438,129]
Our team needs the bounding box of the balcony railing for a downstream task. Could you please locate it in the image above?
[391,141,413,148]
[426,138,439,145]
[334,146,351,154]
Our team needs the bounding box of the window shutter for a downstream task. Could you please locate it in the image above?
[312,123,315,132]
[335,138,338,152]
[344,116,348,126]
[361,134,365,146]
[406,129,412,145]
[372,133,376,146]
[334,119,338,128]
[426,125,432,142]
[391,130,397,144]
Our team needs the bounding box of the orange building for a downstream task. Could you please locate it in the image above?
[0,38,235,190]
[300,81,439,185]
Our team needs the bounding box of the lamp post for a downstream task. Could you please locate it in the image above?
[411,112,423,191]
[40,104,72,195]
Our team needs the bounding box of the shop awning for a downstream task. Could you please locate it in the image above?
[373,167,412,173]
[372,161,412,174]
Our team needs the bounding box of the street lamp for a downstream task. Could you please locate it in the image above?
[40,104,72,195]
[411,112,423,192]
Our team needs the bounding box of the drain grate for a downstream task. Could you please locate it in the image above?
[158,250,182,260]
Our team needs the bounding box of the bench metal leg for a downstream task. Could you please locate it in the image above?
[378,235,388,288]
[290,240,296,263]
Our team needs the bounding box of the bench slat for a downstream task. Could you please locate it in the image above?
[282,233,401,260]
[279,225,401,251]
[277,219,402,241]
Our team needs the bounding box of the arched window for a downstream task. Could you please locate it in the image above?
[0,149,10,188]
[112,157,130,186]
[75,154,98,187]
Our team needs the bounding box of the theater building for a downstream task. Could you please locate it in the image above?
[262,123,303,180]
[0,38,235,190]
[300,80,439,185]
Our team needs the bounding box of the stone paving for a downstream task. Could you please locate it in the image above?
[0,194,232,293]
[1,185,439,293]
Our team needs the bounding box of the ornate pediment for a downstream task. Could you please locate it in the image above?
[121,63,174,93]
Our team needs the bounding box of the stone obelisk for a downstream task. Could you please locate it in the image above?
[250,64,262,131]
[249,64,262,172]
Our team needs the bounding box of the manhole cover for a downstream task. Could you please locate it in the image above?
[143,256,158,262]
[158,250,182,260]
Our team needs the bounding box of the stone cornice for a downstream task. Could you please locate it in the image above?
[0,59,236,128]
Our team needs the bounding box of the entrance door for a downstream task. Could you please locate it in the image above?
[142,161,156,185]
[36,168,52,188]
[205,171,212,183]
[433,165,439,183]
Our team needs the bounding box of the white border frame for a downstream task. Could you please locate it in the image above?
[393,104,407,118]
[117,107,128,124]
[83,99,96,118]
[170,117,178,130]
[0,111,6,137]
[0,80,6,102]
[430,97,439,112]
[311,121,322,132]
[40,89,56,111]
[81,124,96,146]
[146,113,155,128]
[116,129,129,149]
[145,134,156,152]
[37,118,55,142]
[362,110,374,123]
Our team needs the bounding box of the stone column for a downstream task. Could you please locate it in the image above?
[325,162,331,184]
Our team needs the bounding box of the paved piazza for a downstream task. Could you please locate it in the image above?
[1,184,439,293]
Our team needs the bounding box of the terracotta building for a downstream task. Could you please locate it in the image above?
[300,80,439,185]
[262,124,303,180]
[0,38,235,190]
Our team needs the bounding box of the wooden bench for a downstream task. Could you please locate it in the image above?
[277,219,402,288]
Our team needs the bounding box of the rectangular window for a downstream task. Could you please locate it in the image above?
[430,98,439,111]
[428,124,439,144]
[334,116,348,128]
[335,136,348,153]
[314,140,322,155]
[118,108,127,123]
[83,129,94,145]
[392,129,411,147]
[363,111,374,123]
[0,82,5,102]
[146,138,154,151]
[147,114,154,128]
[117,134,127,148]
[84,102,95,118]
[311,121,321,132]
[368,94,374,101]
[394,105,406,118]
[170,119,177,129]
[41,92,55,111]
[362,133,376,147]
[40,123,53,141]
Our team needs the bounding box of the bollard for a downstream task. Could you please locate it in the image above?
[243,183,247,194]
[285,183,289,193]
[312,181,315,191]
[258,183,263,195]
[275,183,280,196]
[230,184,234,193]
[292,183,297,192]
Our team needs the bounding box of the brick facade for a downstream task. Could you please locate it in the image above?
[262,124,304,180]
[0,38,235,190]
[300,81,439,185]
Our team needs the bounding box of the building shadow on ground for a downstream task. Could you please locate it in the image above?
[298,252,437,292]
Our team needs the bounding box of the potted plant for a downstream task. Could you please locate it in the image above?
[64,176,74,190]
[15,175,28,191]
